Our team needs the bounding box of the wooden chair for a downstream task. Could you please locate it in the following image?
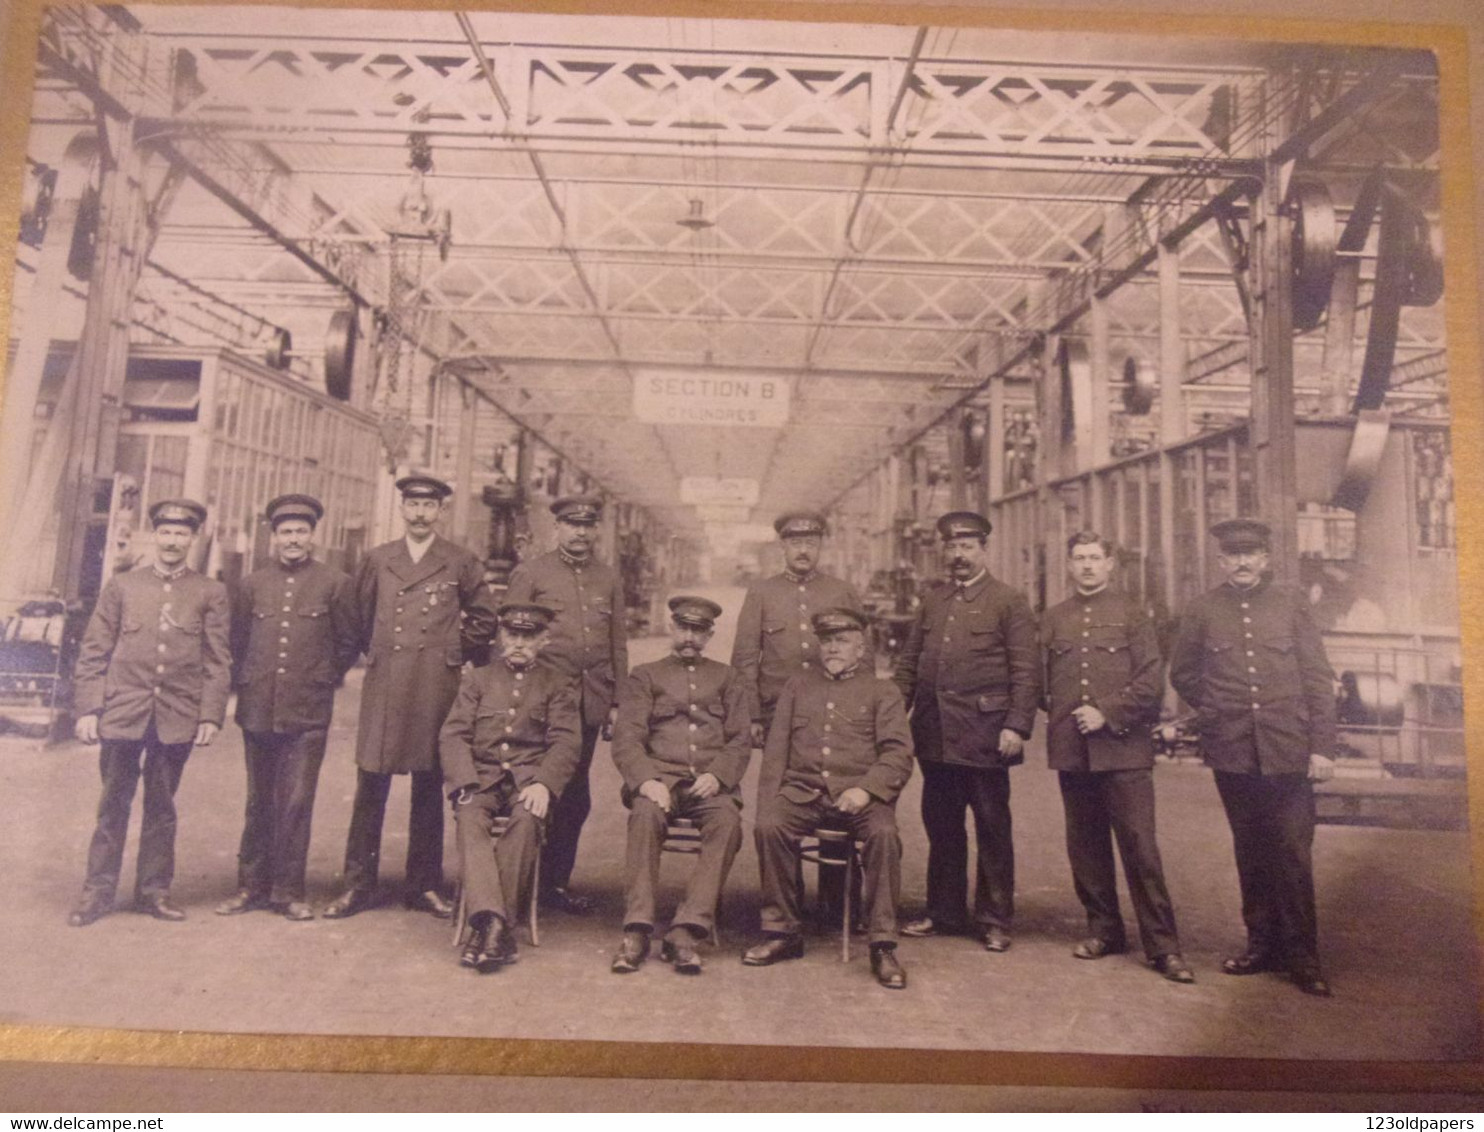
[799,827,864,961]
[452,813,540,949]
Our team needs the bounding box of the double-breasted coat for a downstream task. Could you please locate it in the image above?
[230,558,361,734]
[730,570,867,727]
[503,551,628,730]
[1168,576,1337,773]
[1040,588,1164,772]
[74,567,232,745]
[893,572,1040,768]
[354,535,496,775]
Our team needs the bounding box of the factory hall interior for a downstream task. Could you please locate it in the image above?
[0,4,1475,1063]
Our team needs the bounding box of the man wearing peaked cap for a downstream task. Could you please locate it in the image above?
[323,472,497,921]
[504,491,628,914]
[610,594,750,975]
[68,498,230,927]
[895,509,1039,953]
[442,600,581,971]
[218,493,359,922]
[744,604,914,989]
[1170,516,1338,997]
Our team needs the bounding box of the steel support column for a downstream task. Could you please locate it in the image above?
[1158,242,1184,611]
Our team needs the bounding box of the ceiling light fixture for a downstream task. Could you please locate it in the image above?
[677,198,714,232]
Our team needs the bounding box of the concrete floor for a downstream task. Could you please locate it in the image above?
[0,584,1478,1062]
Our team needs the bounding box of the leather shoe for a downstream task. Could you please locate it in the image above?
[870,944,907,990]
[1073,937,1127,960]
[215,890,269,916]
[404,889,454,919]
[900,916,964,938]
[540,887,594,915]
[611,929,651,974]
[322,888,373,919]
[981,926,1012,952]
[741,934,805,966]
[1292,968,1333,997]
[481,919,518,971]
[460,918,491,970]
[1222,950,1280,976]
[276,901,315,922]
[1152,953,1197,983]
[661,935,703,975]
[137,895,186,922]
[67,899,111,927]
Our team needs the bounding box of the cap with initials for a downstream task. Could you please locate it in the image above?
[811,607,868,637]
[774,511,828,538]
[551,495,604,524]
[395,474,453,500]
[936,510,992,541]
[668,594,723,629]
[148,498,207,531]
[497,603,555,633]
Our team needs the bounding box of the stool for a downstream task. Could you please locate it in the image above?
[660,816,721,946]
[453,813,540,949]
[799,827,863,961]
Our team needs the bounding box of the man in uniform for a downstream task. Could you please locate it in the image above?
[503,494,628,914]
[1041,531,1193,983]
[217,494,360,922]
[323,474,496,920]
[68,499,231,926]
[440,603,581,971]
[894,510,1038,952]
[610,595,750,975]
[1170,518,1337,997]
[742,608,914,990]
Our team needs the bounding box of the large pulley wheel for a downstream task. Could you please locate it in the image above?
[324,309,357,401]
[1400,205,1444,308]
[265,328,292,371]
[1290,178,1337,332]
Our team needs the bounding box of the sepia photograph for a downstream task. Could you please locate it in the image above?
[0,0,1479,1098]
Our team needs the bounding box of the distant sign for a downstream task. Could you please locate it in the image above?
[694,504,754,525]
[634,370,790,428]
[680,477,759,507]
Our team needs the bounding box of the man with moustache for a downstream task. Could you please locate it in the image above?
[216,494,360,922]
[323,474,496,920]
[68,499,231,926]
[894,511,1038,953]
[503,494,628,914]
[743,608,914,990]
[1170,518,1337,997]
[610,596,750,976]
[1041,531,1193,983]
[441,603,581,972]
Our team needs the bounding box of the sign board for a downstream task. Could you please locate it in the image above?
[633,369,790,428]
[694,504,754,525]
[680,477,759,507]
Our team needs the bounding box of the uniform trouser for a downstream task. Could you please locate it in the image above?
[454,790,542,925]
[919,759,1014,931]
[760,702,849,914]
[540,720,600,893]
[622,792,742,935]
[756,794,901,945]
[1058,768,1181,959]
[1213,769,1320,972]
[341,768,444,893]
[81,724,192,902]
[237,727,328,904]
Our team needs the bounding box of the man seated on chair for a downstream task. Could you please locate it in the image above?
[610,595,751,975]
[440,602,581,972]
[743,608,915,989]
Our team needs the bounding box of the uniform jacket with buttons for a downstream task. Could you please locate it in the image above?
[503,550,628,729]
[758,666,914,807]
[354,534,497,775]
[611,654,751,799]
[893,572,1040,767]
[730,570,867,726]
[230,558,361,734]
[439,658,582,800]
[1169,575,1337,774]
[74,567,231,745]
[1041,587,1163,772]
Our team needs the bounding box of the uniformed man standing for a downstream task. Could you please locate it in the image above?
[441,603,581,972]
[68,499,231,926]
[1042,531,1193,983]
[1169,518,1337,997]
[217,494,360,922]
[323,474,496,920]
[894,511,1038,952]
[503,495,628,914]
[743,608,914,990]
[610,596,750,976]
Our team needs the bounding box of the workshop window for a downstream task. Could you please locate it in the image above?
[1412,430,1455,551]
